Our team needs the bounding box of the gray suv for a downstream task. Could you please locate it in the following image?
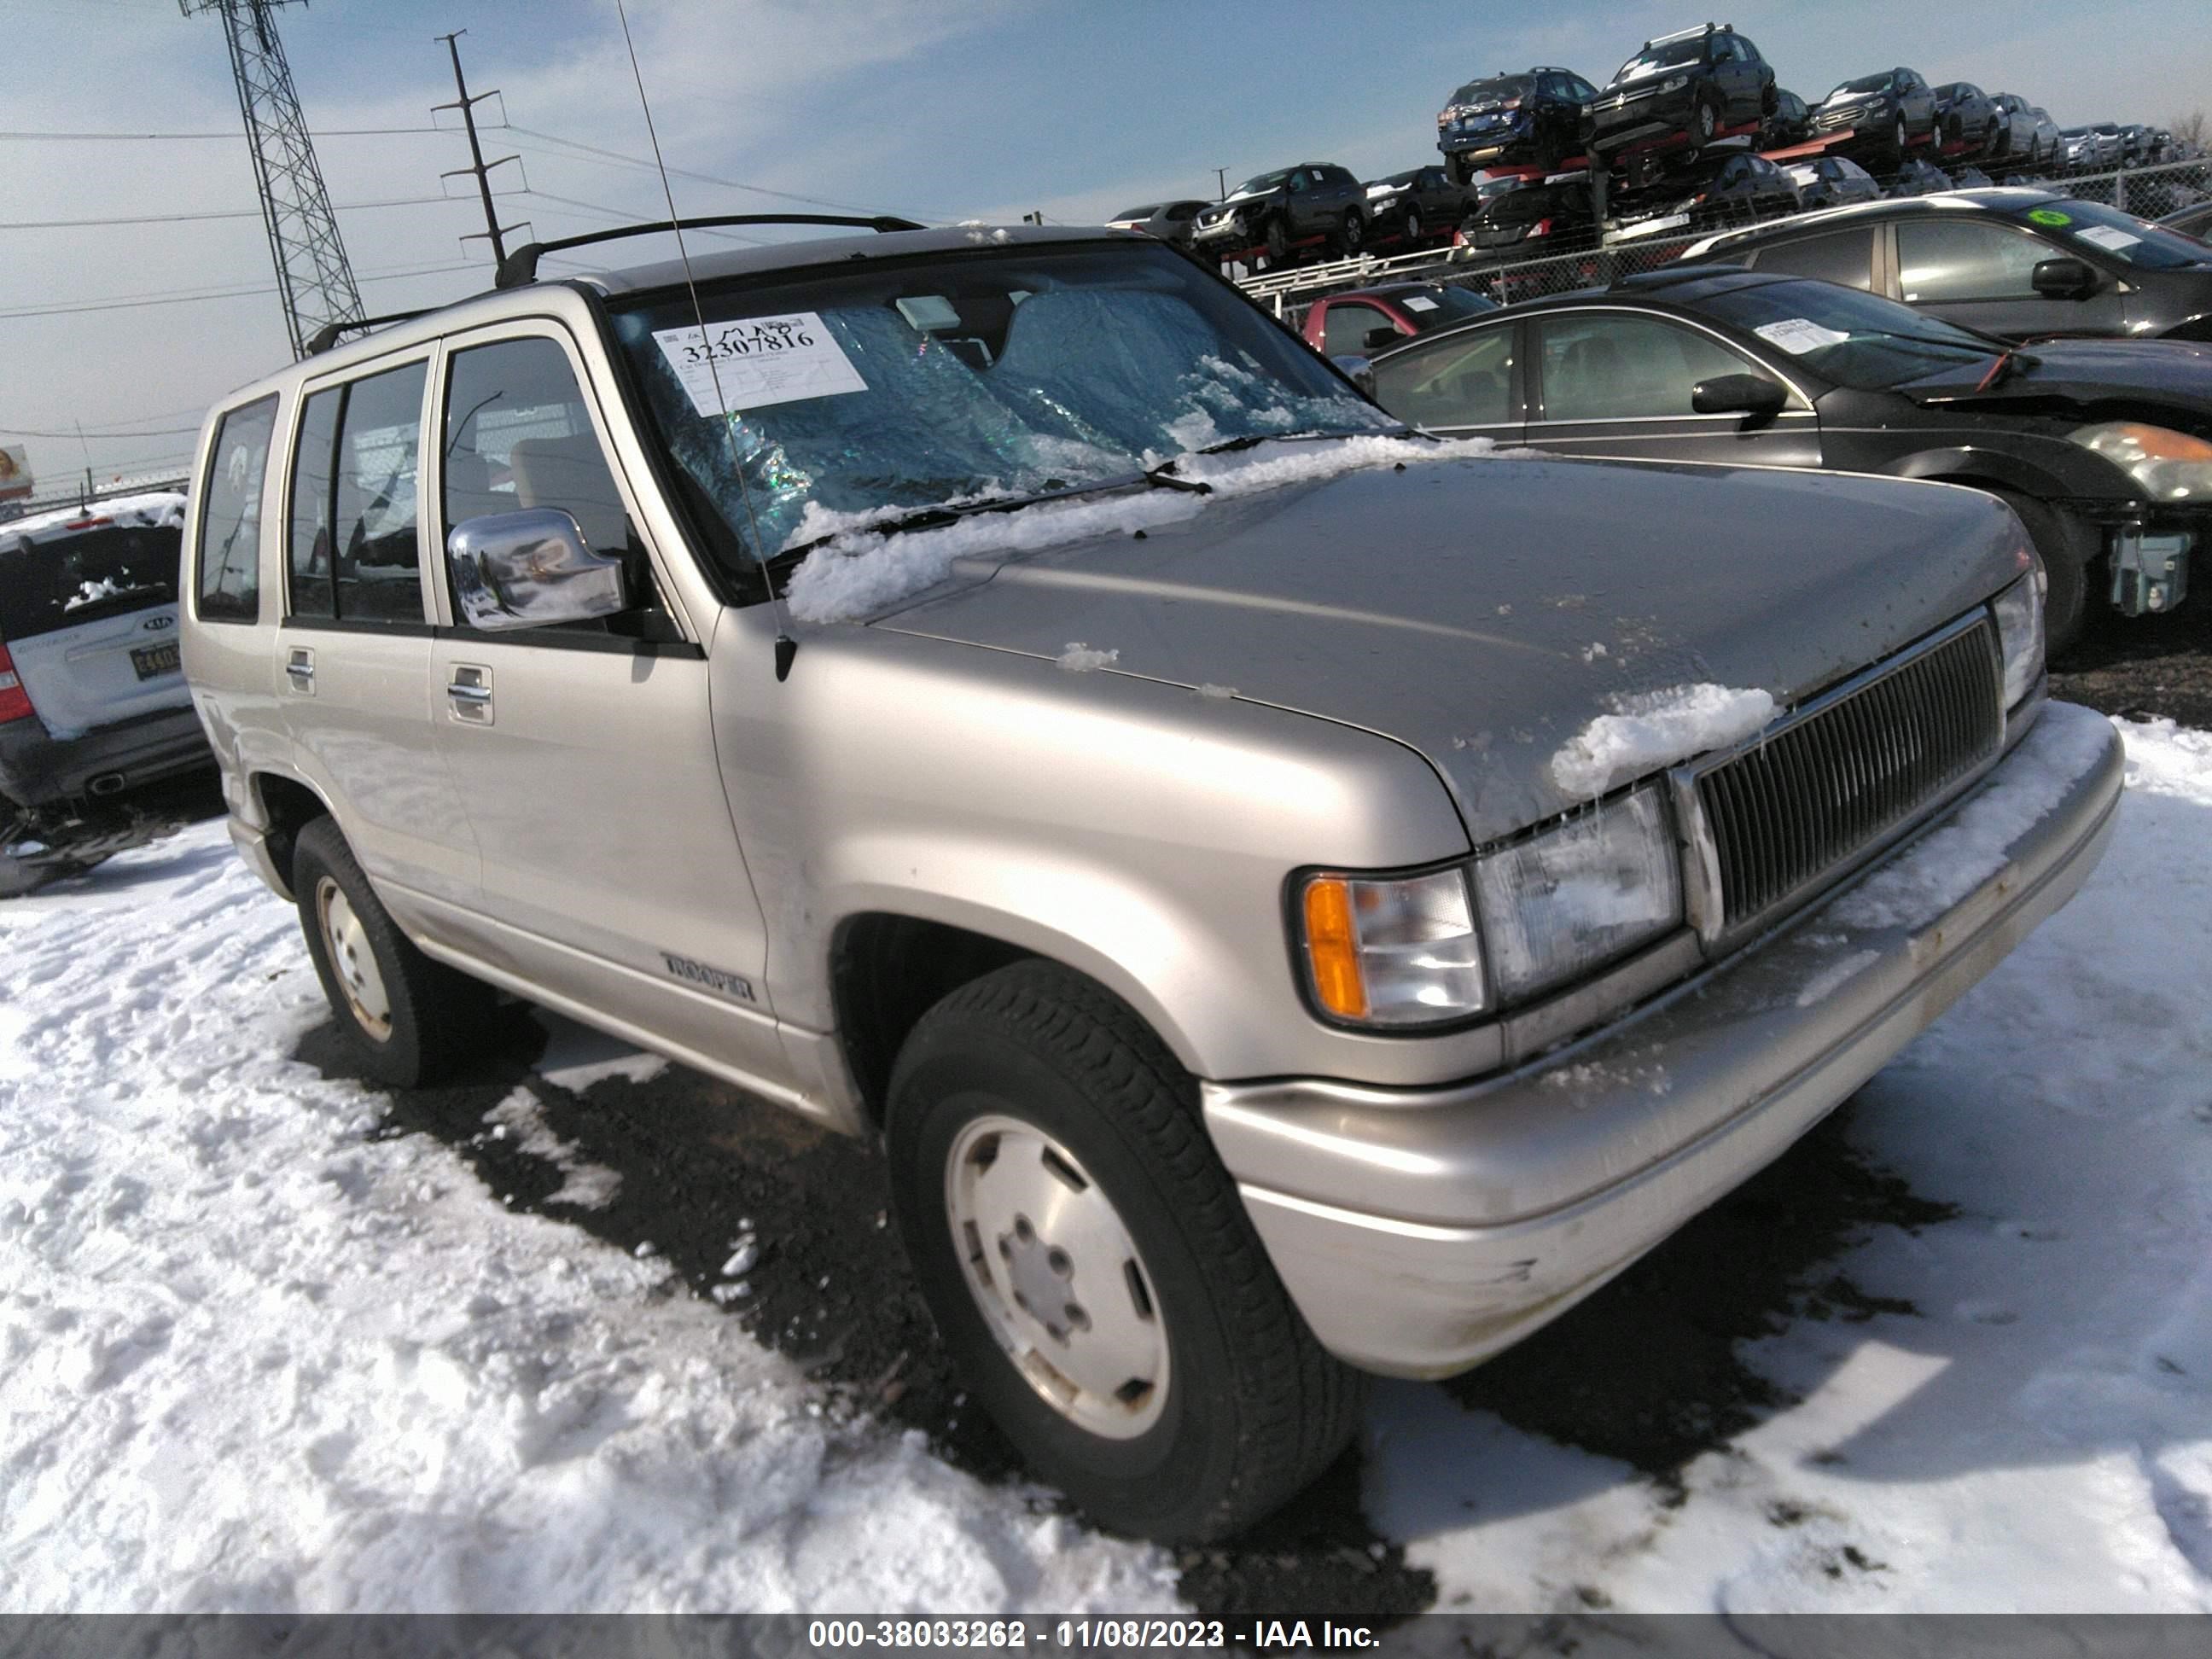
[181,219,2121,1543]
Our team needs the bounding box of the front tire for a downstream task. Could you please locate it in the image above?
[1992,490,2093,656]
[1335,209,1365,255]
[1402,205,1423,242]
[294,816,494,1087]
[887,961,1364,1542]
[1691,96,1720,150]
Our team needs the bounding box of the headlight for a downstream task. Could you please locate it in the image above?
[1992,573,2044,709]
[1473,787,1682,1003]
[1659,76,1690,94]
[1299,867,1486,1026]
[2069,421,2212,502]
[1295,789,1686,1029]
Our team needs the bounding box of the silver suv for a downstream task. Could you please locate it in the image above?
[180,220,2122,1542]
[2,490,212,894]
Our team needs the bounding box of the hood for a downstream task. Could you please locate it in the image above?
[1900,336,2212,411]
[870,458,2022,841]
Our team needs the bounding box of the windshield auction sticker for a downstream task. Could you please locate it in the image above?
[652,313,869,417]
[2075,224,2141,252]
[1752,317,1851,355]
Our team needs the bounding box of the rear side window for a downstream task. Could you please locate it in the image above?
[1744,229,1876,291]
[285,361,429,626]
[196,395,276,623]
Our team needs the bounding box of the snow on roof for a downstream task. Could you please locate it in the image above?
[0,491,187,555]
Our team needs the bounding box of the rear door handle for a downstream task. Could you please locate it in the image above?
[285,646,314,695]
[445,663,492,724]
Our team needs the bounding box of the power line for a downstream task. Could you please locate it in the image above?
[0,124,504,140]
[0,259,480,323]
[505,123,952,223]
[3,191,521,231]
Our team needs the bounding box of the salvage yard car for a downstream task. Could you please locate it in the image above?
[1684,188,2212,342]
[1363,265,2211,646]
[1190,162,1368,263]
[182,216,2122,1544]
[2,490,212,894]
[1435,67,1598,179]
[1583,22,1776,159]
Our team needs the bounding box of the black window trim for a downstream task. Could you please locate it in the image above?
[193,391,280,626]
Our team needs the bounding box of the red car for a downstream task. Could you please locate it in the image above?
[1299,282,1499,358]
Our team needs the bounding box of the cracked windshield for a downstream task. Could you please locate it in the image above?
[609,244,1391,571]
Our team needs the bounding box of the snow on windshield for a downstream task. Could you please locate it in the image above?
[784,433,1505,624]
[613,246,1398,597]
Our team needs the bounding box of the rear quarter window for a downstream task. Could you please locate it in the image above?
[196,395,278,623]
[1741,228,1877,291]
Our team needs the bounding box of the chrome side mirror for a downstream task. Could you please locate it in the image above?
[1331,354,1378,399]
[446,509,628,633]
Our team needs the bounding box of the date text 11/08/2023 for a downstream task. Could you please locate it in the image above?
[804,1619,1383,1650]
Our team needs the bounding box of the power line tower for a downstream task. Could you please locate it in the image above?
[180,0,364,359]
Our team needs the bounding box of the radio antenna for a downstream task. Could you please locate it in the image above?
[613,0,799,680]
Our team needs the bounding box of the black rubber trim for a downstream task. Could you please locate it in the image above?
[428,625,705,660]
[278,615,438,638]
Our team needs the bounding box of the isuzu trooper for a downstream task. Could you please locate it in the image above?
[181,218,2122,1541]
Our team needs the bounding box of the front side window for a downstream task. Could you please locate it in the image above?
[285,361,428,625]
[1537,313,1761,421]
[1372,326,1516,428]
[1896,220,2049,301]
[606,244,1392,595]
[195,395,276,622]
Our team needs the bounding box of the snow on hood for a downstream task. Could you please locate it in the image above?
[783,434,1503,626]
[1549,684,1778,798]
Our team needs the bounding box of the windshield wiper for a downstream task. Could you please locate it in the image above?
[771,470,1210,562]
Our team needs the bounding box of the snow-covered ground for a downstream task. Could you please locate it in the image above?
[2,716,2207,1613]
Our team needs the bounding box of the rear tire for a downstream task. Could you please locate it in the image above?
[293,816,494,1087]
[886,960,1364,1543]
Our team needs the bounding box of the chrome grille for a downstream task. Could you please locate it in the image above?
[1695,620,2003,929]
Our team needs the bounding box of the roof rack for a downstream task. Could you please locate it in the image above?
[305,308,437,356]
[493,212,928,289]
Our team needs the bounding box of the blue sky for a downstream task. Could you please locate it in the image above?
[3,0,2208,484]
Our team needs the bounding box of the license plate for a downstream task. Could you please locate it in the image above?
[131,641,180,680]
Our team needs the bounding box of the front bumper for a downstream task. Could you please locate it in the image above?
[1190,212,1254,247]
[1202,701,2123,1378]
[0,703,212,812]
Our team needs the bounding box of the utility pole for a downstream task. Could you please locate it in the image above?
[434,30,525,269]
[1215,167,1228,200]
[180,0,364,360]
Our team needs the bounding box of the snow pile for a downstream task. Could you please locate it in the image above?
[783,434,1499,625]
[0,834,1176,1613]
[1830,702,2115,929]
[1549,683,1777,798]
[65,576,125,610]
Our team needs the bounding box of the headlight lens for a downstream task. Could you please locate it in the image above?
[1300,867,1487,1026]
[2069,421,2212,502]
[1992,572,2044,709]
[1659,75,1691,93]
[1473,787,1683,1004]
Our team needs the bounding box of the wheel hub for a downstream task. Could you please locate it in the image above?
[317,877,392,1040]
[946,1114,1169,1439]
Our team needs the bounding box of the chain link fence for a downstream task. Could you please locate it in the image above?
[1237,149,2212,333]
